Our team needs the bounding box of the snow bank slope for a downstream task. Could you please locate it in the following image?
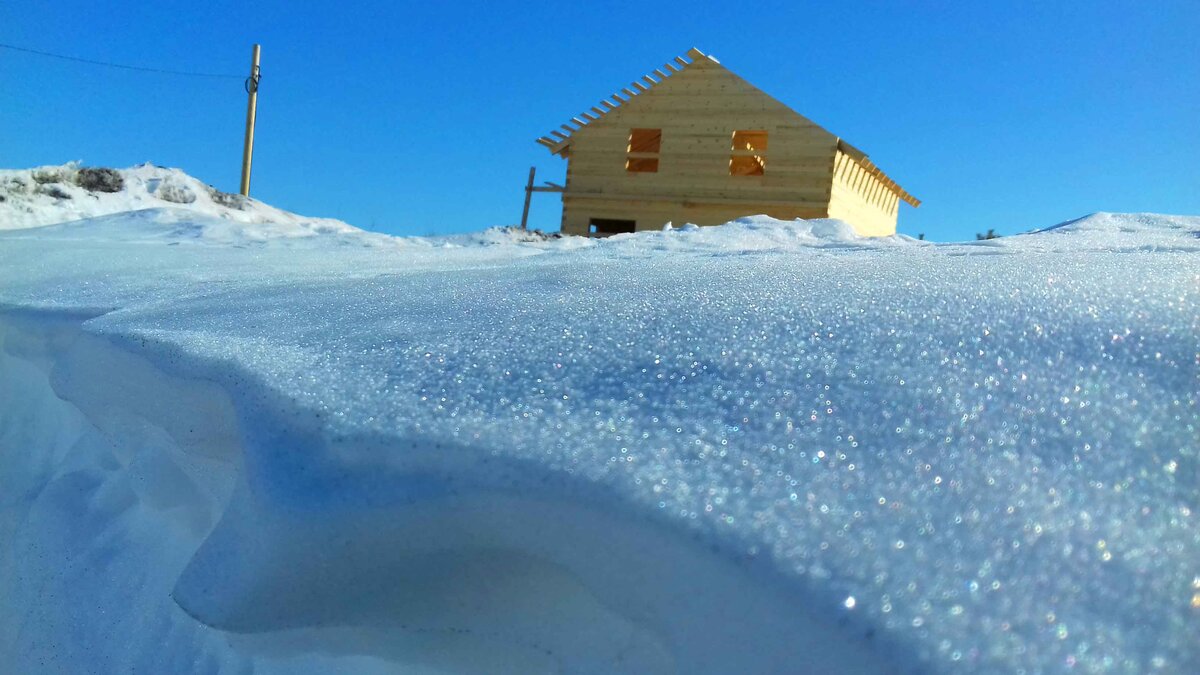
[0,162,359,237]
[1010,212,1200,252]
[1,210,1198,674]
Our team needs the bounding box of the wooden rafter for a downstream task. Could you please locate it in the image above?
[837,140,921,207]
[534,48,709,157]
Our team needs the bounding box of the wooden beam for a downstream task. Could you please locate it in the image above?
[642,75,658,86]
[837,140,920,207]
[581,111,600,121]
[653,68,669,79]
[600,100,618,110]
[664,63,679,73]
[563,191,826,209]
[519,166,535,230]
[632,81,649,92]
[837,139,867,161]
[674,56,689,67]
[551,130,569,140]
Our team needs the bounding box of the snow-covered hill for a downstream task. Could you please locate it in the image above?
[0,162,359,238]
[1,179,1198,675]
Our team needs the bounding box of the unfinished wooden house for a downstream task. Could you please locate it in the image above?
[536,48,920,237]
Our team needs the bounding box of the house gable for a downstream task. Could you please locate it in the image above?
[537,49,918,236]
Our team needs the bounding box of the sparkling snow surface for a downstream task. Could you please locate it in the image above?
[1,204,1198,674]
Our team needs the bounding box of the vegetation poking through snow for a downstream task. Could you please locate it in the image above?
[75,167,124,193]
[153,177,197,204]
[207,186,246,210]
[0,163,358,234]
[36,184,71,200]
[31,164,73,184]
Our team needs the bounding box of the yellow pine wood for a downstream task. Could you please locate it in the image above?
[540,48,917,236]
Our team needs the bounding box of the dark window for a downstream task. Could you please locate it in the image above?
[589,218,637,236]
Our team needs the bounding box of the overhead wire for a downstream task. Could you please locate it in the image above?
[0,42,242,79]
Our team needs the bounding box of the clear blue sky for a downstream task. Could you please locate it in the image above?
[2,1,1197,240]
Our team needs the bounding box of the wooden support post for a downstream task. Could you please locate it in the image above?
[239,44,261,197]
[519,166,535,230]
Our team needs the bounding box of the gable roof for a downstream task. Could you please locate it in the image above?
[536,48,920,208]
[536,47,709,156]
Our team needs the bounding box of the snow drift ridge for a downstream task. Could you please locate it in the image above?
[0,162,359,237]
[0,310,893,675]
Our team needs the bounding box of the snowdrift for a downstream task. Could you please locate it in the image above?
[1,192,1198,674]
[0,162,359,237]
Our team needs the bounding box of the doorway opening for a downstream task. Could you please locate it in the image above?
[588,218,636,236]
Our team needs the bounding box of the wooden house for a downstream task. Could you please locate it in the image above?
[536,48,920,237]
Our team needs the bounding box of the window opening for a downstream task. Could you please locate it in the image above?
[626,128,661,173]
[730,130,767,176]
[589,218,637,236]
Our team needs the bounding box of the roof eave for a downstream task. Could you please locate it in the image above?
[534,47,712,158]
[837,140,920,207]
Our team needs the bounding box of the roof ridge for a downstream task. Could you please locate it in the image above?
[536,48,710,154]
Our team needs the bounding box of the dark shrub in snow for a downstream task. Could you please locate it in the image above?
[155,180,197,204]
[36,184,71,200]
[208,186,246,210]
[76,168,124,193]
[31,167,68,184]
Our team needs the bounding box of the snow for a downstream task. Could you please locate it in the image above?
[0,162,359,237]
[1,172,1198,674]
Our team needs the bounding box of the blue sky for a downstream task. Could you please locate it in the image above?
[2,1,1197,240]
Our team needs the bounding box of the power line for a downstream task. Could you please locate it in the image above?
[0,42,242,79]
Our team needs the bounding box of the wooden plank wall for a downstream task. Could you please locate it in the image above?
[561,196,828,235]
[561,55,840,234]
[826,150,901,236]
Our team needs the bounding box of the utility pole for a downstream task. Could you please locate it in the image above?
[239,44,261,197]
